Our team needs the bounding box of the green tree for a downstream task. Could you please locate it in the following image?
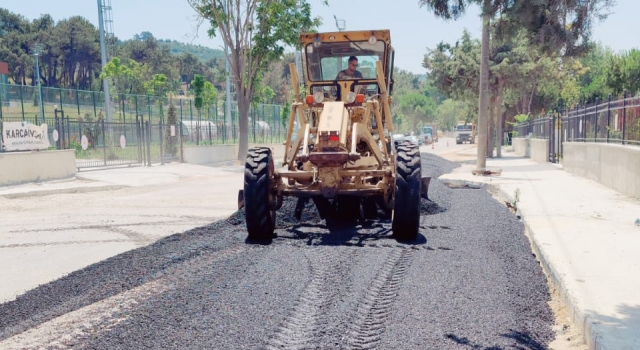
[606,49,640,96]
[420,0,614,168]
[436,99,470,131]
[188,0,325,161]
[396,92,437,133]
[144,73,170,121]
[100,57,133,94]
[191,74,205,144]
[0,8,32,85]
[419,0,492,170]
[50,16,101,89]
[202,80,218,119]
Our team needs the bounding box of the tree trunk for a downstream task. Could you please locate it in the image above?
[488,95,495,158]
[476,0,490,172]
[527,80,537,116]
[236,93,250,162]
[496,77,504,158]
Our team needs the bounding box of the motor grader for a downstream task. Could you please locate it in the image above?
[242,29,423,241]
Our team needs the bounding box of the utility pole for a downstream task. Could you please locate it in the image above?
[224,0,232,140]
[476,0,490,173]
[97,0,112,124]
[32,43,45,124]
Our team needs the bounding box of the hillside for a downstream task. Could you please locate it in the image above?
[157,38,225,62]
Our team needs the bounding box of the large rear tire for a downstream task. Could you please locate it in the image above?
[392,141,421,241]
[244,147,275,241]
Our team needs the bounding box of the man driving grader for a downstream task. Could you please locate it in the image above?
[242,29,424,242]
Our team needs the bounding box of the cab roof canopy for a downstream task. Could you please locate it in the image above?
[299,29,391,46]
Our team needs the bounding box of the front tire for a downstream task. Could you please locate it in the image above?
[244,147,275,241]
[392,141,421,241]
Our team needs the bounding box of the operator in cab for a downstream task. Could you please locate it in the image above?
[336,56,363,80]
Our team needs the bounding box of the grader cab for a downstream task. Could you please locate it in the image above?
[242,29,423,242]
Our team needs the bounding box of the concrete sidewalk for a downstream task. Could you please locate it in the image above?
[438,148,640,350]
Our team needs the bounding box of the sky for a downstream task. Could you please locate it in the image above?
[2,0,638,74]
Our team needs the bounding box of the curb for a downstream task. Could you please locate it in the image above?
[485,182,608,350]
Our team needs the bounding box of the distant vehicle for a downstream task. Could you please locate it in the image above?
[404,134,420,146]
[392,133,406,148]
[420,124,439,144]
[437,130,443,139]
[455,122,476,144]
[177,90,185,96]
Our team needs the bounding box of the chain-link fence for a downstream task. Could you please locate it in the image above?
[0,83,287,150]
[1,83,289,170]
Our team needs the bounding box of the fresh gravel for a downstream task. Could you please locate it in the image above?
[0,152,555,349]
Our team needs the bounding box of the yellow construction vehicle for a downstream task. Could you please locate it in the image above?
[242,29,423,242]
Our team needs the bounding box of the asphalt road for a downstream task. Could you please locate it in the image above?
[0,151,556,349]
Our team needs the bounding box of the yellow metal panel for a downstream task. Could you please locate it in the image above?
[318,102,347,136]
[289,63,300,103]
[300,30,391,45]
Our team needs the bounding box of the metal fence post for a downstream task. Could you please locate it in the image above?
[136,115,142,163]
[76,89,80,115]
[19,84,25,120]
[159,120,164,165]
[146,120,152,166]
[140,117,146,165]
[102,118,107,166]
[92,91,97,119]
[560,109,564,161]
[594,98,599,142]
[553,113,557,161]
[134,95,139,120]
[59,88,64,116]
[582,103,586,142]
[179,99,184,163]
[606,94,611,143]
[54,108,60,149]
[64,113,69,150]
[622,90,627,145]
[147,95,152,124]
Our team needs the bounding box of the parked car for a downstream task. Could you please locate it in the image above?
[404,134,421,146]
[392,133,406,148]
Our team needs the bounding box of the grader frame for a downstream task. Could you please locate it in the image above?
[242,29,423,242]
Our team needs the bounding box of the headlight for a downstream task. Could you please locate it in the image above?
[346,92,356,103]
[313,91,324,104]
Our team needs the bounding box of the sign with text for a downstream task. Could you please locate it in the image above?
[2,122,51,151]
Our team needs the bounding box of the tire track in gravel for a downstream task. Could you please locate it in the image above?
[266,247,354,350]
[4,219,211,234]
[344,248,415,349]
[0,243,252,349]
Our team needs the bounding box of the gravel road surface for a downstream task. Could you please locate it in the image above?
[0,153,555,349]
